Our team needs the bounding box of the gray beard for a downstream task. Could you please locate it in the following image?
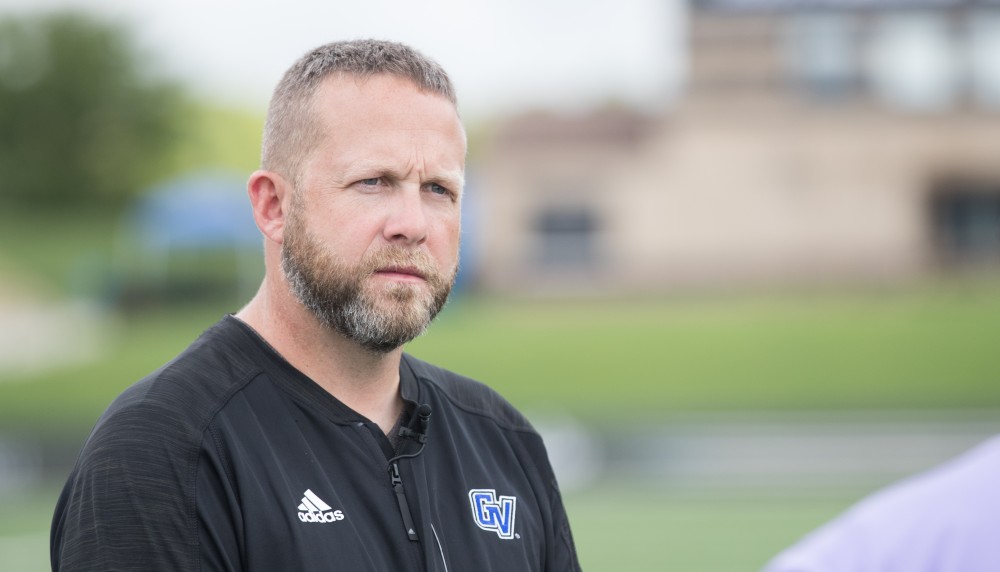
[280,216,455,354]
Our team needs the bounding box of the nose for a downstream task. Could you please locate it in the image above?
[382,186,428,245]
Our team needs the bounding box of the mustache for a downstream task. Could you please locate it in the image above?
[362,247,446,285]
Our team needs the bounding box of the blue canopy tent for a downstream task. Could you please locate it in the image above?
[129,171,260,251]
[115,171,261,305]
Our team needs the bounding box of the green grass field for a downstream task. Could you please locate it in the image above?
[4,285,1000,433]
[412,286,1000,417]
[569,488,861,571]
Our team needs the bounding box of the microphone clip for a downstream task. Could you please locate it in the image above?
[397,404,432,444]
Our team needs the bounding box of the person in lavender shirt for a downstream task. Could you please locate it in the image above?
[764,434,1000,572]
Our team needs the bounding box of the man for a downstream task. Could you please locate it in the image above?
[763,434,1000,572]
[52,39,581,571]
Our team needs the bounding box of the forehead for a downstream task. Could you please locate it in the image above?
[309,73,465,148]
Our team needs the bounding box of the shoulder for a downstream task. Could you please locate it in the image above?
[53,318,266,568]
[86,317,264,460]
[765,435,1000,571]
[401,353,534,434]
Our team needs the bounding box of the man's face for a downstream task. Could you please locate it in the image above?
[280,74,466,353]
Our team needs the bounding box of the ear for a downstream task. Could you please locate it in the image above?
[247,170,292,244]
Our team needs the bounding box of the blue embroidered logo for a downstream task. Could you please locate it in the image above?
[468,489,517,539]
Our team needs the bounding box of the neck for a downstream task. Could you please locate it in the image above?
[236,279,404,435]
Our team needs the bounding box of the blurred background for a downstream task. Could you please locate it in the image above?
[2,0,1000,569]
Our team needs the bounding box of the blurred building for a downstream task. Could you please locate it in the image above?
[478,0,1000,295]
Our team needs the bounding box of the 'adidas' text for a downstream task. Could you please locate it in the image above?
[298,510,344,523]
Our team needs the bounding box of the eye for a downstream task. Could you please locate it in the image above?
[360,178,381,186]
[428,183,451,196]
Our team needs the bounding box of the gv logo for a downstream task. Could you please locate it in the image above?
[468,489,517,539]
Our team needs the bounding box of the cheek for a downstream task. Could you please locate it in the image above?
[438,216,462,255]
[332,201,381,235]
[423,217,460,271]
[306,212,374,260]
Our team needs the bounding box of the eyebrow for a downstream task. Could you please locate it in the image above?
[427,171,466,191]
[345,162,465,190]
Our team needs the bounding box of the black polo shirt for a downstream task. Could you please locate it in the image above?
[51,316,580,571]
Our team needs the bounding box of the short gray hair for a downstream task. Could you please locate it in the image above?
[261,39,457,184]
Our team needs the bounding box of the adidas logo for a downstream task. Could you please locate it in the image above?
[297,489,345,523]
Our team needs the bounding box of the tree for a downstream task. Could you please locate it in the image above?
[0,11,186,207]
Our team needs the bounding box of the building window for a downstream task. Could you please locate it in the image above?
[866,12,961,112]
[783,14,859,101]
[533,205,601,271]
[930,178,1000,265]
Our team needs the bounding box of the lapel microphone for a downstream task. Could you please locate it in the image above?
[397,404,432,444]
